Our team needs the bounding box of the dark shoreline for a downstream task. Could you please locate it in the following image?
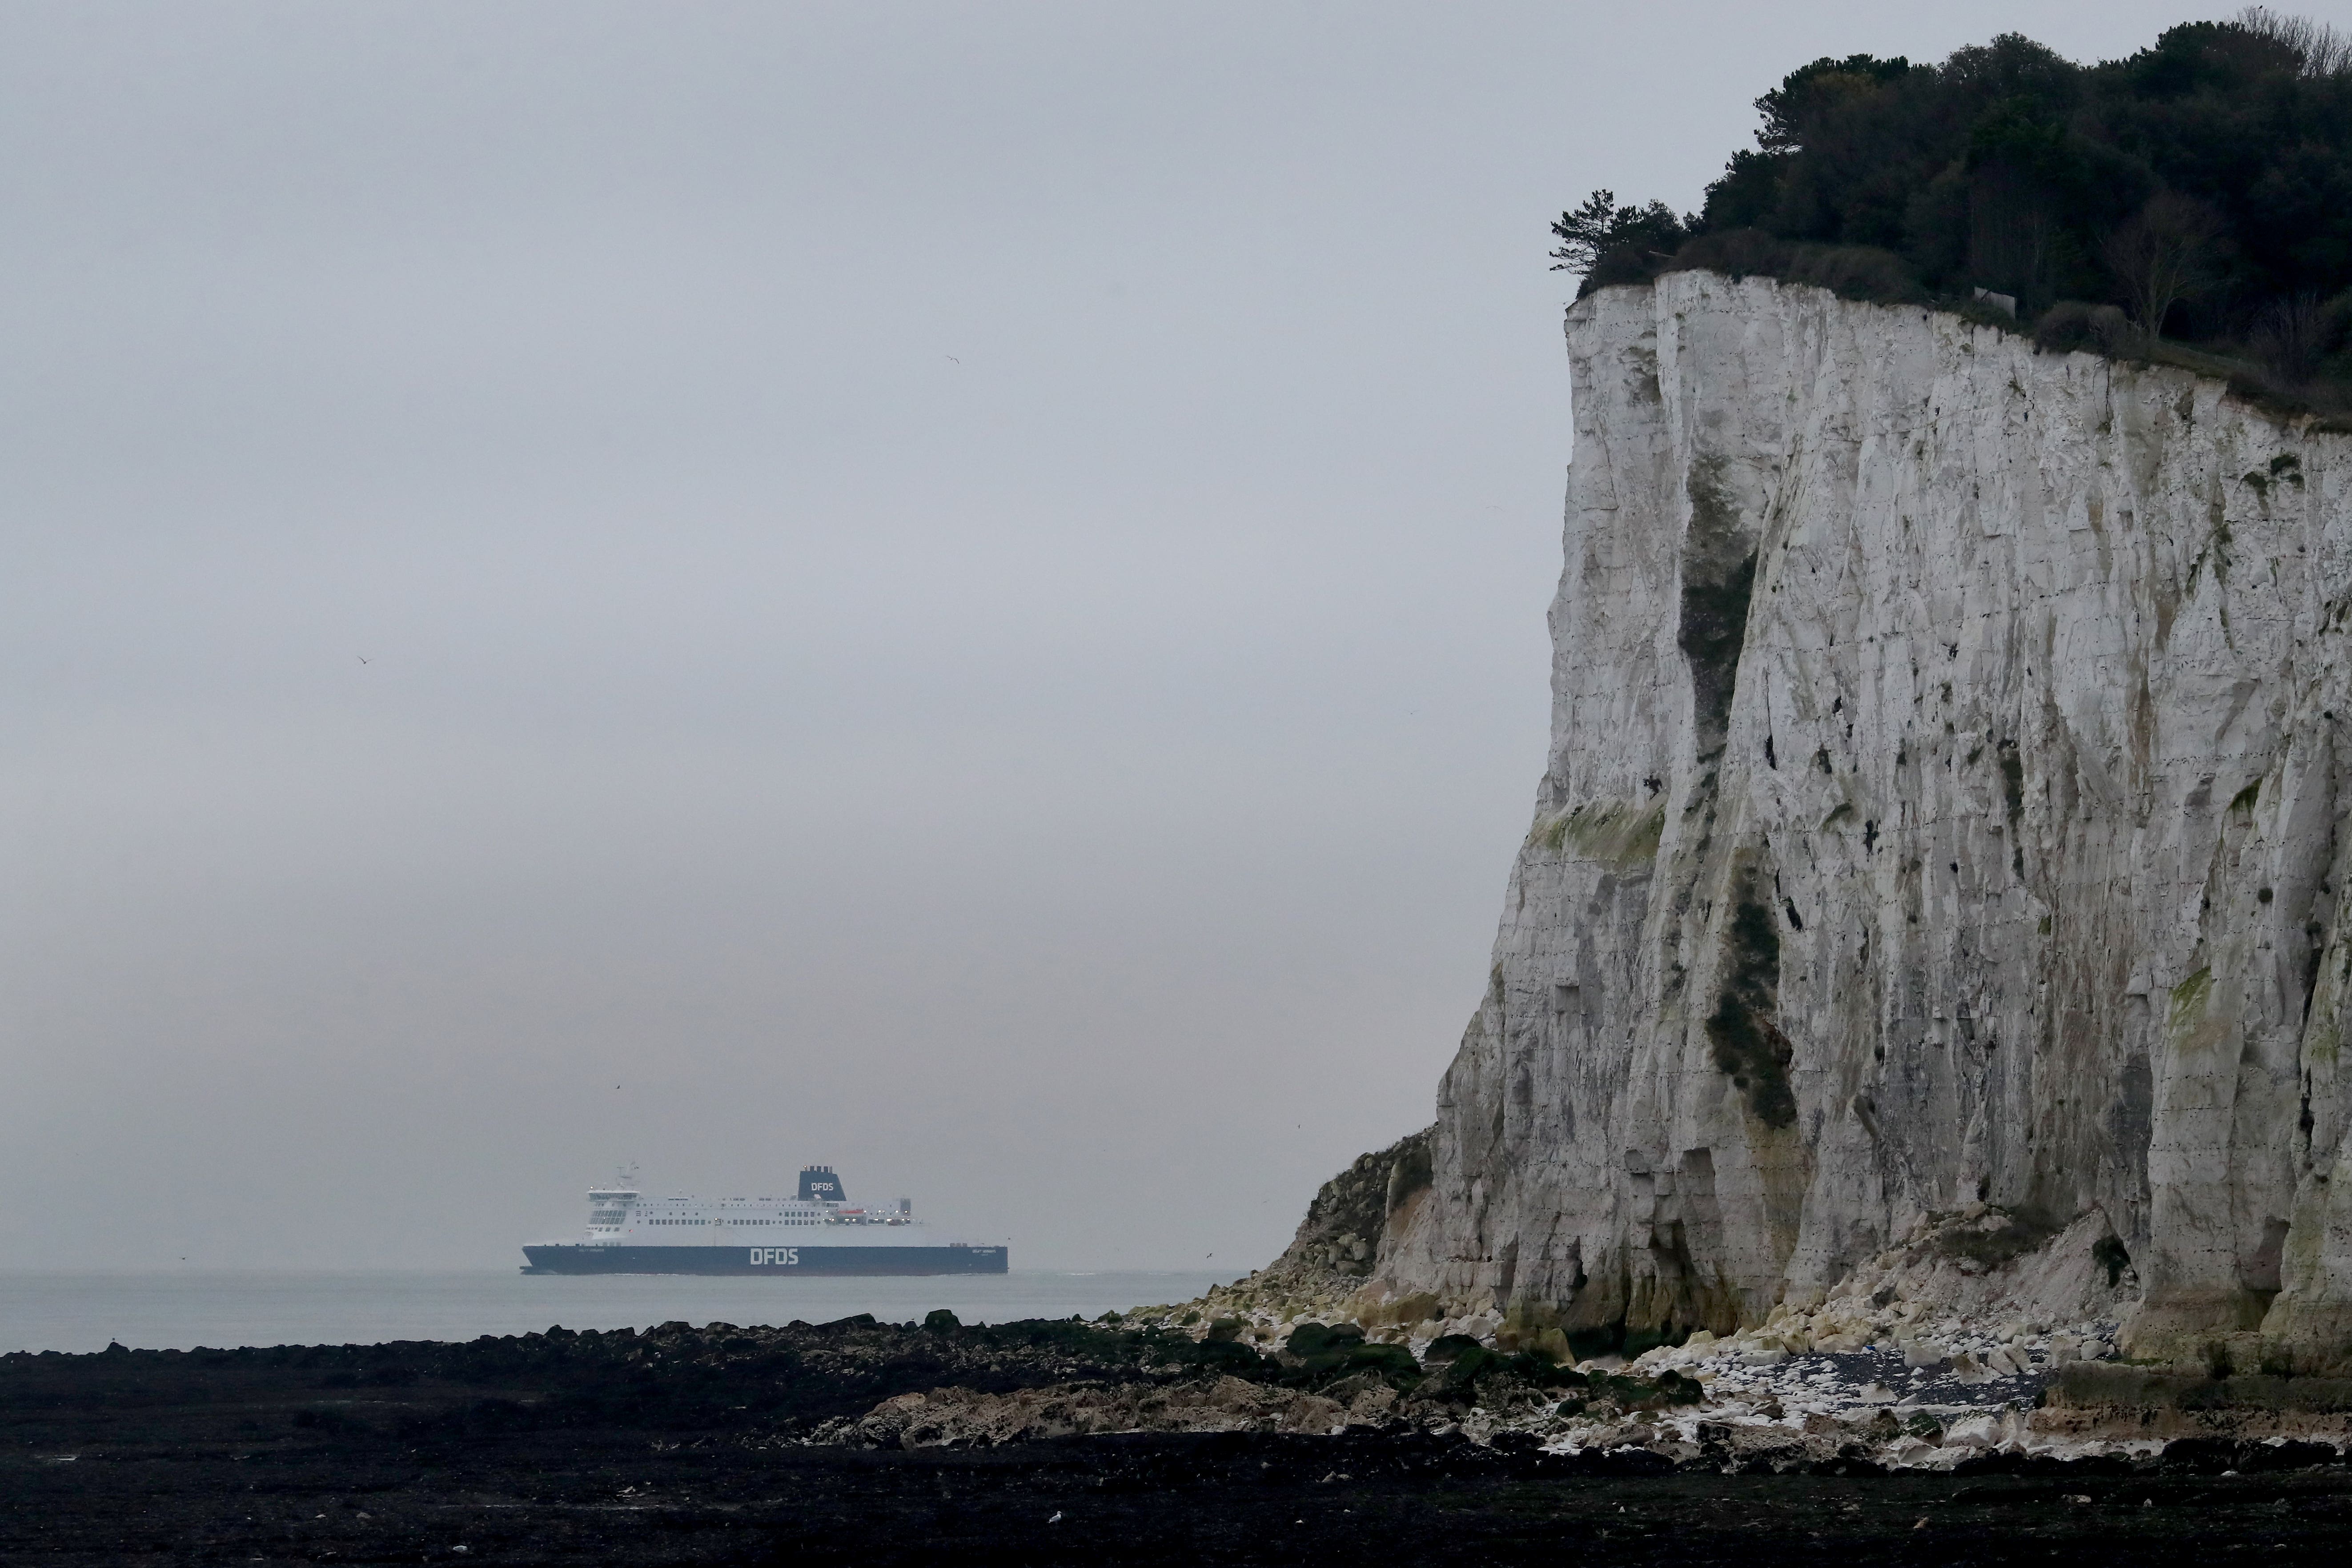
[10,1317,2352,1564]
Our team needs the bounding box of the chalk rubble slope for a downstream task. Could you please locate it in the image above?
[1365,269,2352,1372]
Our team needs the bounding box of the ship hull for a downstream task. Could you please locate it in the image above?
[520,1243,1008,1276]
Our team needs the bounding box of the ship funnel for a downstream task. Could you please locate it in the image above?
[798,1165,846,1203]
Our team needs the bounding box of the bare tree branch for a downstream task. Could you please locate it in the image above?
[2239,7,2352,76]
[2098,192,2225,338]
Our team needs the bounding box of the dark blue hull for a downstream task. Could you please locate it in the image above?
[521,1243,1008,1276]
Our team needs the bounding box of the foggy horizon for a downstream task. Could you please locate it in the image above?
[3,0,2242,1273]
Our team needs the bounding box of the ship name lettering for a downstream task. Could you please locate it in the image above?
[748,1248,799,1266]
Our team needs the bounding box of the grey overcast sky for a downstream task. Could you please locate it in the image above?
[0,0,2286,1271]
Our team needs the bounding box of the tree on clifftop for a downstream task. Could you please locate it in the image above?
[1547,9,2352,395]
[1548,190,1690,276]
[2099,191,2227,336]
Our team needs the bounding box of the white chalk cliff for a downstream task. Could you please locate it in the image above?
[1369,269,2352,1369]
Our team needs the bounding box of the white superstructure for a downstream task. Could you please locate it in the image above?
[569,1165,939,1248]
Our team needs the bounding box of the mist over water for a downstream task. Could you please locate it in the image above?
[0,2,2212,1281]
[0,1271,1231,1356]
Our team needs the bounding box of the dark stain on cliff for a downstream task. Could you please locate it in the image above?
[1706,866,1797,1129]
[1678,457,1759,751]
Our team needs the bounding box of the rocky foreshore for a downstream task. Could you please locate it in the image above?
[16,1312,2352,1564]
[1056,1202,2352,1471]
[821,1308,2148,1473]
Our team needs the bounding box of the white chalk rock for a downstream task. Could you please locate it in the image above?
[1365,269,2352,1369]
[1943,1415,2002,1450]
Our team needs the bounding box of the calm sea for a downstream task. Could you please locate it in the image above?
[0,1270,1230,1355]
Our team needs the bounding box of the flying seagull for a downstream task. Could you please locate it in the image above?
[357,655,369,664]
[945,355,960,364]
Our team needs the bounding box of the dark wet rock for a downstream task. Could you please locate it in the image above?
[18,1320,2352,1563]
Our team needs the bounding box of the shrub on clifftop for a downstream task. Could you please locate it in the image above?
[1554,9,2352,402]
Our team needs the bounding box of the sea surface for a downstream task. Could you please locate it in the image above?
[0,1269,1231,1355]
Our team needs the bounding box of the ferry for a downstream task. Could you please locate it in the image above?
[520,1165,1009,1275]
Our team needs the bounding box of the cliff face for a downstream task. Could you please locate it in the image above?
[1371,269,2352,1369]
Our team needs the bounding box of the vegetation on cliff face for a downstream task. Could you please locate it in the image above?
[1276,1127,1435,1279]
[1703,872,1798,1131]
[1553,9,2352,410]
